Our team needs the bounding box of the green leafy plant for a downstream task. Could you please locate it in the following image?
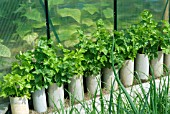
[92,19,113,68]
[0,55,34,98]
[138,10,160,59]
[29,37,59,90]
[76,20,114,76]
[7,37,85,90]
[0,73,33,99]
[54,44,85,87]
[10,37,59,91]
[126,10,161,60]
[113,29,137,68]
[158,20,170,54]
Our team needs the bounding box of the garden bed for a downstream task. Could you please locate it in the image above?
[28,76,169,114]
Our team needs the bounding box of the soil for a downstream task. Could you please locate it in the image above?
[29,107,54,114]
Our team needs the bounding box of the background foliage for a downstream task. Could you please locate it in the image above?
[0,0,167,77]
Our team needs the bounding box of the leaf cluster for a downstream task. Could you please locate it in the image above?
[29,37,58,90]
[113,10,169,65]
[0,36,87,97]
[0,55,34,98]
[124,10,158,60]
[0,73,33,99]
[54,44,85,87]
[113,30,137,68]
[19,37,85,89]
[76,19,113,75]
[0,37,59,97]
[158,20,170,54]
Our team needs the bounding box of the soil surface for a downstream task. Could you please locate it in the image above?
[29,107,54,114]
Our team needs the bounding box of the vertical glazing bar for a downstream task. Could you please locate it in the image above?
[44,0,50,40]
[40,0,60,43]
[114,0,117,30]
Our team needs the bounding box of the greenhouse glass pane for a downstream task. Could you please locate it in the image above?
[117,0,166,29]
[0,0,46,77]
[48,0,114,46]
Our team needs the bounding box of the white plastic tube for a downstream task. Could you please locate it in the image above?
[103,67,118,90]
[32,87,47,113]
[86,73,101,95]
[135,54,149,80]
[10,97,29,114]
[48,83,64,108]
[150,51,164,78]
[120,60,134,87]
[68,76,84,102]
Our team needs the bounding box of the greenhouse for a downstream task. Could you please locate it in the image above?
[0,0,170,114]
